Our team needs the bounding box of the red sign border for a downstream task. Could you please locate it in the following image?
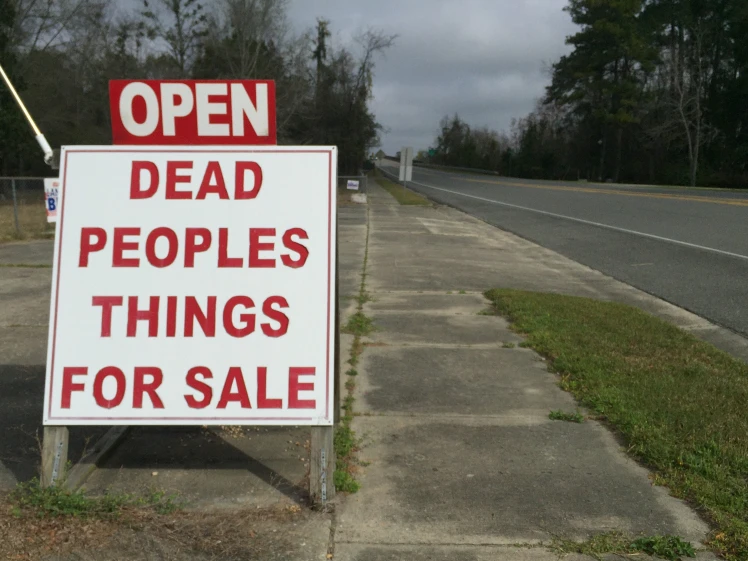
[45,147,335,424]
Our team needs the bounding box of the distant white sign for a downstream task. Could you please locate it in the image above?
[399,147,413,182]
[44,146,337,426]
[346,180,359,190]
[44,178,60,223]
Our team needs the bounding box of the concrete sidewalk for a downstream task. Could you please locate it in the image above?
[333,180,721,560]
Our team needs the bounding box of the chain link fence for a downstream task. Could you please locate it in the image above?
[337,175,368,194]
[337,174,368,204]
[0,177,54,242]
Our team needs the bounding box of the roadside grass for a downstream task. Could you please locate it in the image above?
[337,190,353,204]
[0,202,52,242]
[373,170,431,205]
[12,479,181,519]
[334,204,371,494]
[1,487,307,560]
[485,288,748,561]
[0,263,51,268]
[553,531,695,561]
[548,409,585,423]
[342,311,375,337]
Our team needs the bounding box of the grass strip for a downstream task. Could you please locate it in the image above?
[548,409,585,423]
[0,204,53,243]
[485,288,748,561]
[334,203,372,493]
[373,170,431,205]
[553,531,695,561]
[12,479,180,518]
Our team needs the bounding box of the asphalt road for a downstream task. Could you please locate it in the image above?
[379,161,748,337]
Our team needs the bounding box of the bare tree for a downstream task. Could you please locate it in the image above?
[647,20,717,187]
[142,0,207,77]
[11,0,109,54]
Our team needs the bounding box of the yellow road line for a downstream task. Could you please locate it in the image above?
[461,177,748,208]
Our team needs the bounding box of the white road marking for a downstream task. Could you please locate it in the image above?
[378,167,748,262]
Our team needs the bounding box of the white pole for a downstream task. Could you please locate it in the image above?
[0,62,54,165]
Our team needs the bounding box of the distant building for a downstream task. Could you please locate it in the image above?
[376,149,387,160]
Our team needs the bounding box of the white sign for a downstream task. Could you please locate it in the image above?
[44,178,60,223]
[44,146,337,426]
[399,147,413,182]
[346,180,359,190]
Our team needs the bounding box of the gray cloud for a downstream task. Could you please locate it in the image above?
[288,0,577,153]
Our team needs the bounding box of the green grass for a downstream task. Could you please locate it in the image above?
[373,171,431,205]
[334,204,371,494]
[549,409,585,423]
[342,312,375,337]
[485,288,748,561]
[0,263,52,268]
[12,479,181,519]
[334,424,361,493]
[0,202,53,243]
[553,531,695,560]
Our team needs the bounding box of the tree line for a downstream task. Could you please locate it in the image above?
[426,0,748,188]
[0,0,394,176]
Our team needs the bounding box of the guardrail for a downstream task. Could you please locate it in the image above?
[412,161,500,176]
[377,156,499,176]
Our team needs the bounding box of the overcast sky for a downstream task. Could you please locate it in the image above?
[287,0,577,154]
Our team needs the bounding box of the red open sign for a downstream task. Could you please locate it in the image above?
[109,80,277,146]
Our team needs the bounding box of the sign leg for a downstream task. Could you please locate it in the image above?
[41,426,69,488]
[310,425,335,506]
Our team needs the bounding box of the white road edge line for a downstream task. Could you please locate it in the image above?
[378,166,748,262]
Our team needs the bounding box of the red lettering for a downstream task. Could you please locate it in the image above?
[130,161,159,199]
[257,366,282,409]
[92,296,123,337]
[261,296,289,337]
[217,367,252,408]
[223,296,255,337]
[184,296,217,337]
[133,367,164,408]
[165,161,193,199]
[235,161,262,199]
[288,367,316,409]
[127,296,160,337]
[166,296,177,337]
[218,228,243,267]
[185,366,213,409]
[93,366,126,409]
[196,161,229,199]
[61,367,87,408]
[145,227,179,267]
[113,227,141,267]
[249,228,275,268]
[281,228,309,268]
[185,227,212,267]
[79,228,107,267]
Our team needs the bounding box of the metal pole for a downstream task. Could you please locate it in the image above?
[0,62,54,164]
[11,178,20,237]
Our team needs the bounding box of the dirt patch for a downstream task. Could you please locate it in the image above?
[0,493,328,561]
